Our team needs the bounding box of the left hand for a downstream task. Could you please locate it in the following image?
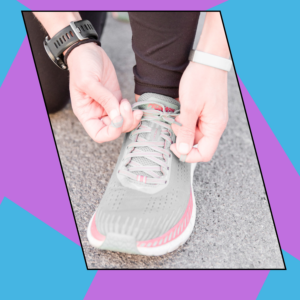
[170,61,228,163]
[68,43,142,144]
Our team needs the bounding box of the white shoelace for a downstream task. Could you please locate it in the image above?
[119,100,181,185]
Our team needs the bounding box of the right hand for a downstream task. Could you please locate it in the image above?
[170,62,228,163]
[67,42,143,143]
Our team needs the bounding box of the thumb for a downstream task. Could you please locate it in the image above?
[83,79,121,122]
[175,107,198,155]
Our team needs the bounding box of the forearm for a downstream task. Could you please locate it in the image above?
[197,12,230,58]
[33,12,81,38]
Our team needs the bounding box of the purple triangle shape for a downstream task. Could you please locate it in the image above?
[85,270,268,299]
[0,38,80,246]
[238,76,300,260]
[17,0,228,10]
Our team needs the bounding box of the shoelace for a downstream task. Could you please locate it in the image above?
[118,100,181,185]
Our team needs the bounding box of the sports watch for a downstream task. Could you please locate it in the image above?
[44,20,99,70]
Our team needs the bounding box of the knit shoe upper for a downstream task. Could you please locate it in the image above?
[95,93,192,242]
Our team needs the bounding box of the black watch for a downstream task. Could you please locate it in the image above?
[44,20,99,70]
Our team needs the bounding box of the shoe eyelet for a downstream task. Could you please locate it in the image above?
[165,181,167,184]
[167,167,169,170]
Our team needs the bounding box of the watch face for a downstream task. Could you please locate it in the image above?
[43,39,67,70]
[44,40,56,62]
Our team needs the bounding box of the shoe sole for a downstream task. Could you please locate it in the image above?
[87,163,197,256]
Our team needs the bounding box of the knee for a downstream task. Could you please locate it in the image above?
[44,90,70,114]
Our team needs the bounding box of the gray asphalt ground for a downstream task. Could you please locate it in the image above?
[50,13,284,269]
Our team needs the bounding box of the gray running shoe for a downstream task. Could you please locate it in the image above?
[87,93,197,256]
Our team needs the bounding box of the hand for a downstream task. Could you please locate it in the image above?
[68,42,142,143]
[170,61,228,163]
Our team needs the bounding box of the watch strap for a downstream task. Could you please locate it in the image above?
[189,50,232,72]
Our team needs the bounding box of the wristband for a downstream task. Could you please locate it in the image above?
[188,50,232,72]
[64,39,101,66]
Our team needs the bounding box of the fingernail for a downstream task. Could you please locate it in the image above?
[110,115,123,128]
[178,143,190,154]
[180,154,187,162]
[109,109,119,121]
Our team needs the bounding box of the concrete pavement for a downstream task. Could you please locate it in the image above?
[50,13,284,269]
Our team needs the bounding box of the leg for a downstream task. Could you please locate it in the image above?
[23,11,107,114]
[128,12,200,99]
[88,13,201,256]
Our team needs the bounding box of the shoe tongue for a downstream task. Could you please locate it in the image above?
[136,93,179,142]
[137,93,180,112]
[145,123,161,141]
[127,93,179,180]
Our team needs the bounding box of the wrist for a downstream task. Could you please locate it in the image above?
[196,12,229,58]
[66,41,101,67]
[196,31,229,58]
[196,42,229,59]
[34,12,82,38]
[42,19,99,70]
[188,61,228,80]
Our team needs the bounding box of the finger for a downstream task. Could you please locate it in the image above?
[127,110,143,132]
[83,115,123,144]
[171,116,181,136]
[120,99,143,132]
[83,80,121,123]
[120,99,133,132]
[172,118,203,145]
[101,116,111,126]
[120,99,135,132]
[194,127,204,145]
[170,135,219,163]
[96,115,124,143]
[174,107,199,155]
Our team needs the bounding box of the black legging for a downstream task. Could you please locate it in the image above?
[23,12,200,114]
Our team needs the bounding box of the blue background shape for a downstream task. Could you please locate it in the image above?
[0,198,96,300]
[0,0,299,299]
[257,250,300,299]
[0,0,28,87]
[211,0,300,175]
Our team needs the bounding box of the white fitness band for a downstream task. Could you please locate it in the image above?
[188,50,232,72]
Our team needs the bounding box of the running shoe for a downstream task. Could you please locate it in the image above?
[87,93,196,256]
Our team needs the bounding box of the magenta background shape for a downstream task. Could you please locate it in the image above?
[239,77,300,260]
[17,0,228,11]
[1,1,299,299]
[84,270,268,299]
[0,38,80,246]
